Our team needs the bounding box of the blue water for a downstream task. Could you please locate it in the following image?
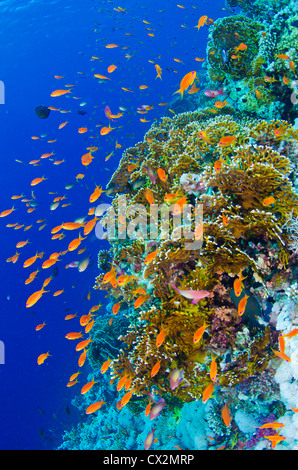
[0,0,234,450]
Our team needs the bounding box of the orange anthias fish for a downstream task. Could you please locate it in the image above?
[23,251,44,268]
[89,185,104,203]
[155,64,162,79]
[78,349,88,367]
[195,15,208,30]
[86,400,106,414]
[81,377,97,394]
[221,403,232,427]
[262,195,275,206]
[156,329,166,348]
[238,294,249,316]
[209,355,217,381]
[233,270,247,297]
[234,42,247,53]
[264,434,286,449]
[272,350,291,362]
[144,250,158,264]
[258,422,285,430]
[101,358,111,374]
[173,71,196,99]
[37,351,51,365]
[31,176,47,186]
[284,328,298,339]
[151,360,161,377]
[68,233,86,251]
[218,135,236,147]
[1,206,16,217]
[193,321,207,344]
[65,331,83,340]
[76,337,93,351]
[83,218,98,236]
[26,286,49,308]
[202,382,214,403]
[50,89,71,97]
[100,124,116,136]
[81,152,94,166]
[144,188,155,205]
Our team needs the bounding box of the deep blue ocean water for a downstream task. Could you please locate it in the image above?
[0,0,236,450]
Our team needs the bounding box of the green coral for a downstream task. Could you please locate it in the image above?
[206,15,264,82]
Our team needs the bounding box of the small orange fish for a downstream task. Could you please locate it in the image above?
[23,251,44,269]
[81,377,97,394]
[258,422,285,430]
[234,42,247,52]
[117,374,128,392]
[86,400,106,414]
[78,127,88,134]
[101,358,111,374]
[105,44,119,48]
[50,89,71,97]
[255,89,264,100]
[264,434,286,449]
[78,349,88,367]
[83,217,98,236]
[262,195,275,206]
[0,206,16,217]
[193,322,207,344]
[144,250,158,264]
[58,121,68,129]
[119,390,133,408]
[100,124,115,136]
[30,176,47,186]
[275,54,290,60]
[195,15,208,30]
[134,295,149,308]
[214,100,228,109]
[151,360,161,377]
[68,233,86,251]
[155,64,162,79]
[107,64,117,73]
[157,168,168,182]
[173,71,196,98]
[209,355,217,381]
[218,135,236,147]
[238,294,249,316]
[202,382,214,403]
[89,185,104,203]
[65,331,83,340]
[112,302,121,315]
[81,152,94,166]
[53,289,64,297]
[272,349,291,362]
[16,240,30,248]
[233,270,247,297]
[284,328,298,339]
[156,329,166,348]
[26,287,49,308]
[221,403,231,427]
[37,351,51,365]
[35,322,46,331]
[144,188,155,205]
[76,337,93,351]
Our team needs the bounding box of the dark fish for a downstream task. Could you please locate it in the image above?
[77,110,87,115]
[35,105,50,119]
[132,177,147,190]
[230,288,263,330]
[52,266,59,278]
